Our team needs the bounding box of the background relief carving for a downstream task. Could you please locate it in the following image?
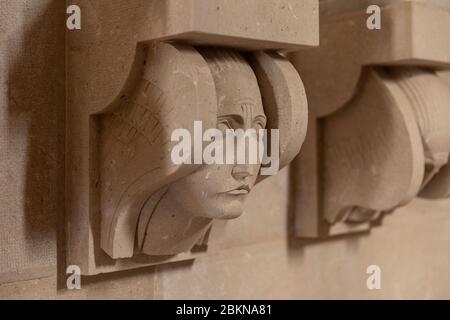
[289,1,450,239]
[65,0,315,274]
[100,45,307,259]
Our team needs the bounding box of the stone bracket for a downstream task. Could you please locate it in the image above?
[290,1,450,239]
[66,0,317,274]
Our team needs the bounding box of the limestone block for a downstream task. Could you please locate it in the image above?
[290,1,450,238]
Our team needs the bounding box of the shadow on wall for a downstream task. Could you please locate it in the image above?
[286,163,370,254]
[5,0,65,275]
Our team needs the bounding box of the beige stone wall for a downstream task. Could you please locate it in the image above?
[1,0,450,299]
[0,0,64,285]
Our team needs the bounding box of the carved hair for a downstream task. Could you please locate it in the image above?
[99,42,307,259]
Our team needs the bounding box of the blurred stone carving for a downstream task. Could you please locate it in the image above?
[290,1,450,238]
[66,0,317,274]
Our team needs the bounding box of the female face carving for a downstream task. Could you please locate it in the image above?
[163,68,267,220]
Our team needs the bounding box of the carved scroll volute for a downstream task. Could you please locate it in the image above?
[99,45,309,259]
[248,51,308,177]
[99,42,217,259]
[66,0,318,274]
[399,68,450,199]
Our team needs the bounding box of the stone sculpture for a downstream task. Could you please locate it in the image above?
[65,0,317,274]
[323,67,450,227]
[100,44,307,259]
[290,1,450,238]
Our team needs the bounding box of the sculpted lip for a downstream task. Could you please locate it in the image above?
[224,185,251,195]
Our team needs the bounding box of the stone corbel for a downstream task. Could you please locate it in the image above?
[289,1,450,239]
[66,0,317,274]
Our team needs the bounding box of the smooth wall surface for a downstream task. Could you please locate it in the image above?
[1,0,450,299]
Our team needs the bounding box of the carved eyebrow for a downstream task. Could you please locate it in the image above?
[217,114,245,125]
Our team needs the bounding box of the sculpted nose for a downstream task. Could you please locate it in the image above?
[232,165,253,181]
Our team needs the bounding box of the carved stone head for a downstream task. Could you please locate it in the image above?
[164,49,267,221]
[99,43,307,258]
